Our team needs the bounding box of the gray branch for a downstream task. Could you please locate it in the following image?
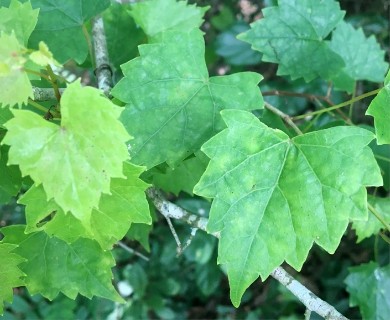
[91,15,113,96]
[146,187,348,320]
[32,87,64,101]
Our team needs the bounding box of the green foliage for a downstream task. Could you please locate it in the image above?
[0,32,32,107]
[329,21,388,92]
[353,196,390,242]
[112,29,263,168]
[0,243,25,314]
[366,70,390,144]
[0,0,38,45]
[1,225,123,303]
[194,109,382,306]
[345,262,390,320]
[2,81,130,225]
[238,0,345,81]
[0,0,389,318]
[129,0,208,41]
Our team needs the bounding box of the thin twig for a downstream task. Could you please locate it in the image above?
[264,101,303,135]
[165,216,182,253]
[147,187,348,320]
[117,241,149,261]
[91,16,113,96]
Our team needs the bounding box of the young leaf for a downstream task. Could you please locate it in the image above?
[345,261,390,320]
[2,81,130,224]
[0,243,25,315]
[194,109,382,307]
[26,0,110,63]
[152,152,209,196]
[0,32,32,107]
[129,0,208,41]
[0,145,22,204]
[352,196,390,242]
[29,41,60,67]
[0,225,124,302]
[0,0,39,45]
[20,162,151,249]
[329,21,389,92]
[366,69,390,145]
[112,29,263,168]
[238,0,345,81]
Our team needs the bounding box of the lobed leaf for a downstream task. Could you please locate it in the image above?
[366,70,390,145]
[129,0,208,41]
[238,0,345,81]
[329,21,389,92]
[22,0,110,63]
[0,243,25,315]
[2,81,130,225]
[0,0,38,45]
[1,225,123,302]
[345,261,390,320]
[20,162,151,250]
[112,29,263,168]
[194,109,382,306]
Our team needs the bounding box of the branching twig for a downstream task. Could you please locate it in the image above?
[91,16,113,96]
[147,187,348,320]
[264,101,303,135]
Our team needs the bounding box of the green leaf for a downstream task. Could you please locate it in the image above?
[112,29,263,168]
[126,223,152,252]
[329,21,389,92]
[103,3,145,70]
[129,0,208,41]
[2,81,130,224]
[0,0,39,45]
[353,196,390,242]
[0,145,22,204]
[0,243,25,315]
[194,109,382,307]
[345,261,390,320]
[366,70,390,145]
[1,225,123,302]
[238,0,345,81]
[0,32,32,107]
[27,0,110,63]
[215,21,261,66]
[20,161,151,250]
[152,152,209,196]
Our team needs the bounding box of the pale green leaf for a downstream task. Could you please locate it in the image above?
[25,0,110,63]
[112,29,263,168]
[238,0,345,81]
[0,32,32,107]
[366,70,390,145]
[29,41,60,67]
[1,225,123,302]
[329,21,389,92]
[0,243,25,315]
[2,81,130,225]
[20,162,151,249]
[194,109,382,307]
[345,261,390,320]
[0,0,39,45]
[152,152,209,196]
[353,196,390,242]
[129,0,208,41]
[0,145,22,204]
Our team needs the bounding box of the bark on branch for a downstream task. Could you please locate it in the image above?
[147,187,348,320]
